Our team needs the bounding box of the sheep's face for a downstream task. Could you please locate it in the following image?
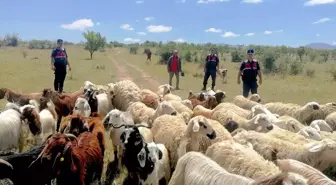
[214,91,225,104]
[42,88,53,98]
[181,100,193,110]
[254,114,273,131]
[306,102,320,110]
[159,84,171,95]
[313,120,333,133]
[306,139,336,160]
[137,143,162,171]
[250,94,261,103]
[67,117,89,137]
[120,126,144,149]
[299,127,322,141]
[190,116,216,139]
[207,96,218,109]
[21,106,41,136]
[74,98,91,116]
[158,101,177,116]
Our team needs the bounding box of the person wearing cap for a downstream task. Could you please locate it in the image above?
[167,49,183,90]
[202,48,219,91]
[51,39,71,93]
[237,49,262,98]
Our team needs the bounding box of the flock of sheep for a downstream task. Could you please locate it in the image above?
[0,79,336,185]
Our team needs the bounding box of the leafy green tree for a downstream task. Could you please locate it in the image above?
[297,46,305,62]
[82,30,106,59]
[262,51,277,74]
[4,33,20,47]
[321,50,329,63]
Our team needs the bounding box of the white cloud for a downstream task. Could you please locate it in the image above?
[304,0,336,6]
[124,38,140,43]
[241,0,263,3]
[312,17,331,24]
[244,32,255,36]
[332,41,336,45]
[144,17,155,21]
[264,30,272,35]
[60,19,94,30]
[316,33,320,37]
[96,22,100,26]
[176,0,186,3]
[197,0,229,4]
[221,31,240,38]
[120,24,134,31]
[136,0,144,4]
[174,38,186,43]
[204,28,222,33]
[137,32,147,35]
[147,25,172,33]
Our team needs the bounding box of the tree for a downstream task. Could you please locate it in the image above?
[262,51,276,74]
[82,30,106,59]
[297,46,305,62]
[321,50,329,63]
[4,33,20,47]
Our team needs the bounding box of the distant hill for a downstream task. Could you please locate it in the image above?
[305,43,336,50]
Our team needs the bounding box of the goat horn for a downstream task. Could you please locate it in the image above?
[64,133,78,142]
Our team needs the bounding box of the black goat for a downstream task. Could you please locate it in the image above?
[0,144,54,185]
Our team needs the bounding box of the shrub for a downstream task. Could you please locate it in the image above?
[305,68,315,78]
[231,50,244,62]
[4,33,20,47]
[184,50,192,62]
[262,51,277,74]
[328,66,336,81]
[290,61,303,75]
[129,46,138,54]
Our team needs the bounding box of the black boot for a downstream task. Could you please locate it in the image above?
[211,85,215,91]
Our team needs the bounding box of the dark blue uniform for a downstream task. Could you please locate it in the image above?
[239,59,260,97]
[202,54,219,90]
[51,47,68,93]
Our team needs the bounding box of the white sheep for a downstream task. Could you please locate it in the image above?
[109,80,142,111]
[297,126,322,141]
[83,80,109,92]
[73,97,91,118]
[181,99,193,110]
[95,92,113,117]
[266,126,321,144]
[233,95,261,110]
[212,102,251,118]
[211,109,274,132]
[151,115,216,170]
[233,130,336,171]
[146,142,171,184]
[0,106,26,152]
[140,88,161,109]
[162,93,182,101]
[325,112,336,130]
[168,151,305,185]
[127,101,177,125]
[274,158,336,185]
[156,84,172,97]
[307,102,336,124]
[264,101,321,124]
[205,140,308,184]
[310,119,333,133]
[168,100,193,118]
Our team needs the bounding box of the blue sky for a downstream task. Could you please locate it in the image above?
[0,0,335,47]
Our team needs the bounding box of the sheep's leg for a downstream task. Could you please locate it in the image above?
[104,151,120,185]
[56,115,62,132]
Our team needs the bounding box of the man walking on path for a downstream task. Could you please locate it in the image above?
[202,48,219,91]
[51,39,71,93]
[167,50,182,90]
[237,49,262,98]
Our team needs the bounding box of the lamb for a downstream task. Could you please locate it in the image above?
[307,102,336,124]
[266,126,321,144]
[274,158,336,185]
[140,89,161,109]
[264,101,320,124]
[85,87,113,117]
[146,142,171,185]
[233,95,261,110]
[168,151,304,185]
[151,115,216,171]
[233,130,336,171]
[310,119,333,133]
[212,102,251,118]
[189,95,218,109]
[193,105,212,118]
[162,93,183,101]
[156,84,172,97]
[211,109,274,132]
[127,101,177,125]
[73,97,91,118]
[205,140,308,184]
[198,119,234,153]
[325,112,336,130]
[109,80,142,111]
[0,105,40,152]
[198,89,226,105]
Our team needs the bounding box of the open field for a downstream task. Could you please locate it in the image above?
[1,45,335,108]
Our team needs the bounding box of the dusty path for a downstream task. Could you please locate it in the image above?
[108,49,161,90]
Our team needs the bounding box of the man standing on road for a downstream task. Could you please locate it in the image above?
[167,50,182,90]
[237,49,262,98]
[51,39,71,93]
[202,48,219,91]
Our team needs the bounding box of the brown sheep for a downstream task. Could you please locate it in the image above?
[1,88,42,106]
[189,96,218,109]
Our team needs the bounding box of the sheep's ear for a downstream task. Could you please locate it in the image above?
[306,142,324,153]
[137,147,147,168]
[310,124,320,132]
[300,129,310,138]
[192,120,200,132]
[157,149,163,160]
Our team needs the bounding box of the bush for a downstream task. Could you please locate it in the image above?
[328,66,336,81]
[28,40,55,49]
[231,50,244,62]
[4,33,20,47]
[129,46,138,54]
[289,61,303,75]
[305,68,315,78]
[262,51,277,74]
[184,50,192,62]
[158,50,172,64]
